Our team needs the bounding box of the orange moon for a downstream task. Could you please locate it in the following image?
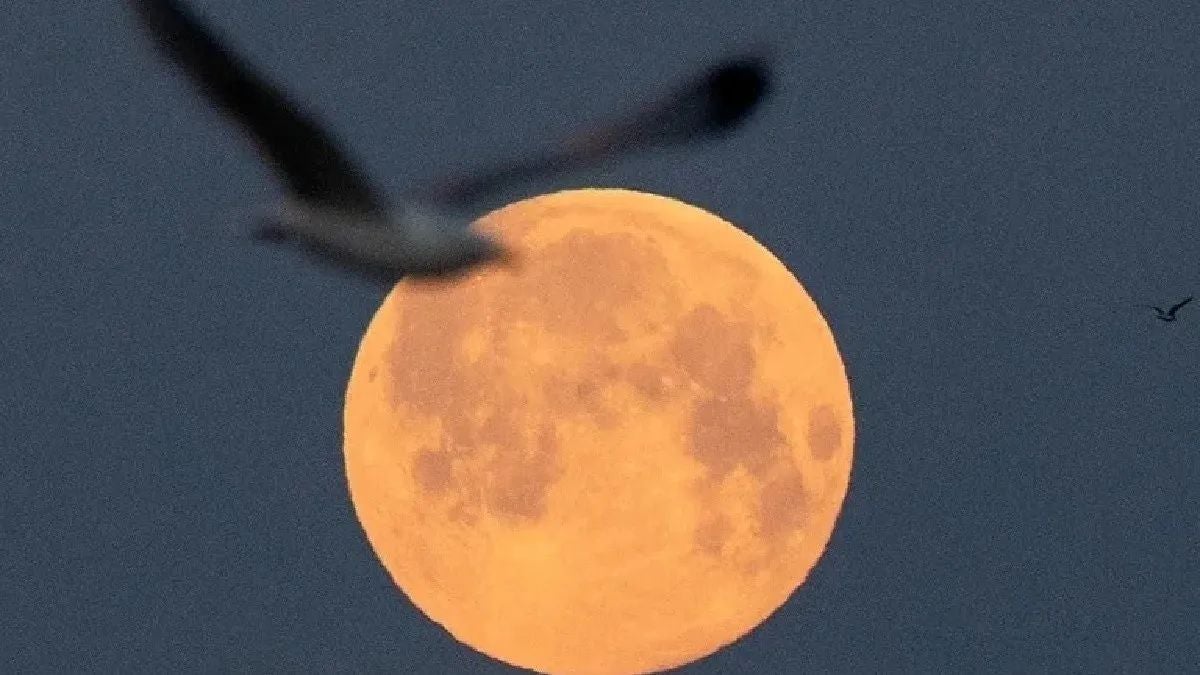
[343,188,854,674]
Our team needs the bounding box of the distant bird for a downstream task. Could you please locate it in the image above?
[1144,296,1194,322]
[128,0,774,284]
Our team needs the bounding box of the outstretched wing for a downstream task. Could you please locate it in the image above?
[128,0,386,213]
[1168,296,1194,315]
[419,45,775,209]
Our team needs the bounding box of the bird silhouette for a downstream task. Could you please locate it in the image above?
[1144,296,1194,322]
[127,0,774,284]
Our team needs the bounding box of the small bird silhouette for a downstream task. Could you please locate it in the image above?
[128,0,774,284]
[1144,296,1194,322]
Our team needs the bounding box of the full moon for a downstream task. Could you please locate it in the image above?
[343,188,854,674]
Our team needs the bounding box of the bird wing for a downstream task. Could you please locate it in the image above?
[1168,296,1195,314]
[128,0,386,214]
[418,45,775,209]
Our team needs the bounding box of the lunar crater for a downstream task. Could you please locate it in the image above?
[807,405,843,462]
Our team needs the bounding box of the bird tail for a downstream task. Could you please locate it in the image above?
[249,219,290,242]
[209,201,292,243]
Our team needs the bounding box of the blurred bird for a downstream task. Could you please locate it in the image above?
[1144,296,1193,322]
[128,0,774,284]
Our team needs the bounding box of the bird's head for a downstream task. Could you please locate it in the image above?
[381,203,515,278]
[402,227,520,279]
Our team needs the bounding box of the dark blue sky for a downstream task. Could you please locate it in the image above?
[4,1,1199,672]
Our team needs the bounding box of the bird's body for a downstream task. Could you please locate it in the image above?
[127,0,773,284]
[1145,296,1193,322]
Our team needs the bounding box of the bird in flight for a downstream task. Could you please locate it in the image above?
[1144,296,1193,322]
[127,0,773,284]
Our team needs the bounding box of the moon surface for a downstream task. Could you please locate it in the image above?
[343,188,854,674]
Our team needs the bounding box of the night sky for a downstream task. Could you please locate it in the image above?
[4,1,1199,672]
